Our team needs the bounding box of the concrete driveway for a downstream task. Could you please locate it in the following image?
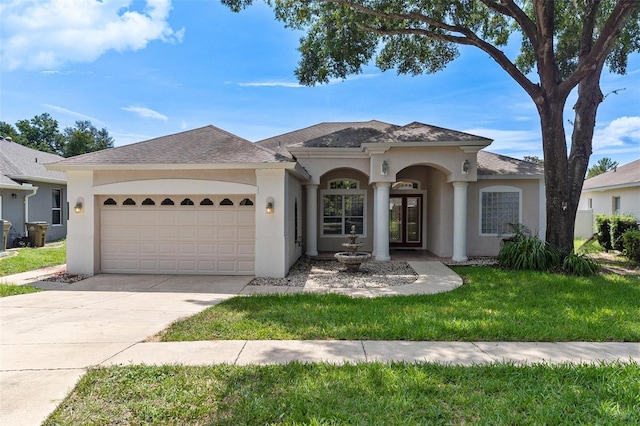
[0,274,252,426]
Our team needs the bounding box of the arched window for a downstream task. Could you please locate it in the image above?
[142,198,155,206]
[161,198,175,206]
[103,198,117,206]
[200,198,214,206]
[239,198,253,206]
[180,198,194,206]
[123,198,136,206]
[329,179,359,189]
[220,198,234,206]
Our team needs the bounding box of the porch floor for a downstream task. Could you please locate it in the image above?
[316,250,446,262]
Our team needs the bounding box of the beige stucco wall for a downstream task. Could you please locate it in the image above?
[579,186,640,220]
[467,179,543,257]
[94,169,256,186]
[285,172,304,270]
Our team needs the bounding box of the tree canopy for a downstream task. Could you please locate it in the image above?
[222,0,639,256]
[0,114,114,157]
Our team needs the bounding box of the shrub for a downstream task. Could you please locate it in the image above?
[610,215,638,251]
[595,215,612,251]
[562,252,599,276]
[498,224,560,271]
[622,229,640,262]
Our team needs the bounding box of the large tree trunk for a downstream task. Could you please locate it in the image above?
[538,96,575,257]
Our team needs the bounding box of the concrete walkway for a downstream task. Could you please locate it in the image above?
[1,264,638,426]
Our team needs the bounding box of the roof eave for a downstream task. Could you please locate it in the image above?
[582,181,640,192]
[46,161,296,172]
[362,141,493,153]
[478,174,544,180]
[287,147,368,159]
[6,174,66,185]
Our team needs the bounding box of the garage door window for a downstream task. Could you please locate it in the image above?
[240,198,253,206]
[200,198,214,206]
[161,198,175,206]
[104,198,117,206]
[142,198,155,205]
[220,198,234,206]
[181,198,194,205]
[123,198,136,205]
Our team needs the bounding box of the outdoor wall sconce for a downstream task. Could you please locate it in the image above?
[462,159,470,174]
[74,200,83,214]
[381,160,389,176]
[266,197,274,214]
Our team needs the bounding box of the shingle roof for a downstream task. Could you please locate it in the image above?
[477,151,544,176]
[0,137,66,185]
[257,120,492,149]
[50,125,291,166]
[582,158,640,190]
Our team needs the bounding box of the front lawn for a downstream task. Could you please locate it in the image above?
[0,283,42,297]
[159,267,640,342]
[0,241,66,276]
[45,362,640,425]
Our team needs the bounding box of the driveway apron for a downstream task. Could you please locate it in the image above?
[0,274,252,426]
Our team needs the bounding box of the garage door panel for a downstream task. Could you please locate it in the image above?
[101,196,255,275]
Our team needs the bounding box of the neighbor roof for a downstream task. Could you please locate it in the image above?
[0,137,66,187]
[257,120,493,150]
[48,126,292,168]
[582,159,640,191]
[477,151,544,177]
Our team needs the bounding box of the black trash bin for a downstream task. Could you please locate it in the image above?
[26,222,49,247]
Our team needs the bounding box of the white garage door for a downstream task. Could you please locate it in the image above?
[100,195,255,275]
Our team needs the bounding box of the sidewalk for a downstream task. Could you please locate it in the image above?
[104,340,640,367]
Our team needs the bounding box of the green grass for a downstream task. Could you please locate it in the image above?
[45,362,640,425]
[0,241,66,276]
[159,267,640,342]
[0,283,42,297]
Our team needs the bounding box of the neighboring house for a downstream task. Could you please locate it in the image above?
[577,159,640,230]
[48,121,545,278]
[1,136,68,247]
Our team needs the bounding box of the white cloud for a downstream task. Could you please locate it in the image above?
[593,116,640,151]
[0,0,184,71]
[237,73,380,88]
[43,103,106,126]
[462,127,542,158]
[121,106,168,121]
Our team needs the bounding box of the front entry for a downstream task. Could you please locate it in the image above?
[389,194,422,247]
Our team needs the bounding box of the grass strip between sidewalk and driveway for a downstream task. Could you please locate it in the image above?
[45,362,640,425]
[0,283,42,297]
[158,267,640,342]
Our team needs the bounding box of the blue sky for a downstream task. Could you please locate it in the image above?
[1,0,639,167]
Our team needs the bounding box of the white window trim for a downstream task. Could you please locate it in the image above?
[479,185,522,236]
[52,188,63,226]
[320,188,367,237]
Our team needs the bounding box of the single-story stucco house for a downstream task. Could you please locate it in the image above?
[1,136,68,247]
[575,158,640,237]
[47,121,545,278]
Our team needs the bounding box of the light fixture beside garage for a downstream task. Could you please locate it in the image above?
[266,197,274,214]
[74,198,83,214]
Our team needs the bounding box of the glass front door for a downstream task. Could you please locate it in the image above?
[389,195,422,247]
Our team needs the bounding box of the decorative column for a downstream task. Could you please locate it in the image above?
[452,181,468,262]
[305,184,319,256]
[374,182,391,261]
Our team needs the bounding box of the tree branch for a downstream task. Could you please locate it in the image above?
[561,0,639,93]
[479,0,538,50]
[322,0,540,98]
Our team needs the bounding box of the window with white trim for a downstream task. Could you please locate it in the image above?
[613,196,621,214]
[321,184,366,236]
[52,189,62,225]
[479,186,521,235]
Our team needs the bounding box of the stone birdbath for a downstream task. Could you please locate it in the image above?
[334,225,371,271]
